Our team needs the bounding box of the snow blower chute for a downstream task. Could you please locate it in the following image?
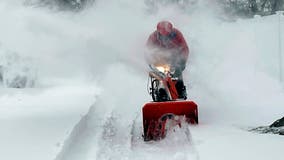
[142,64,198,141]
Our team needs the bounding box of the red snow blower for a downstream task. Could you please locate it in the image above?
[142,64,198,141]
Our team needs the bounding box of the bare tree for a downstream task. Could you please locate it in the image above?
[24,0,95,11]
[218,0,284,18]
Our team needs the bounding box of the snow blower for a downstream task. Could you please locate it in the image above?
[142,64,198,141]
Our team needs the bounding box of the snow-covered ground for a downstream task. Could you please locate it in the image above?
[0,79,99,160]
[0,0,284,160]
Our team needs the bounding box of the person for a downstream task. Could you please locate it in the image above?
[146,21,189,99]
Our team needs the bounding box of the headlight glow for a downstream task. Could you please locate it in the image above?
[156,65,170,73]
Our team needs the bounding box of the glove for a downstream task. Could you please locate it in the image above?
[174,67,182,77]
[180,63,186,71]
[173,60,186,77]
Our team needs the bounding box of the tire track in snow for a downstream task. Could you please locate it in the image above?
[96,111,134,160]
[54,100,113,160]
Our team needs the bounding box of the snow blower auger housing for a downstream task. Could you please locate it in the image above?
[142,64,198,141]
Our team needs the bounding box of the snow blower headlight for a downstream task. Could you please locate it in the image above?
[156,65,170,73]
